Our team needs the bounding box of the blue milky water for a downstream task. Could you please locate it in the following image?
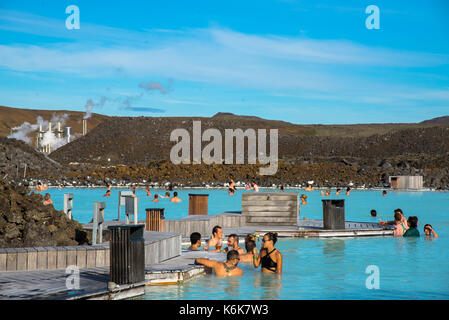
[40,187,449,299]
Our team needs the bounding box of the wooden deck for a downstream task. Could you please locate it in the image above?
[0,251,224,300]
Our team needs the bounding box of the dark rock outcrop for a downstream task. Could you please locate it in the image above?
[0,180,89,248]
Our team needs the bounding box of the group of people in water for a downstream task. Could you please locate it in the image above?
[191,225,282,277]
[378,208,438,238]
[103,184,183,203]
[228,179,259,195]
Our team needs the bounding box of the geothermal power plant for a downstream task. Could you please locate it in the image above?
[35,118,87,154]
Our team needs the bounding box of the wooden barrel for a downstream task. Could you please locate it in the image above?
[322,199,345,230]
[145,208,165,232]
[188,194,209,215]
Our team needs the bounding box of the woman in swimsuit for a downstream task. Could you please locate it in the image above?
[252,232,282,274]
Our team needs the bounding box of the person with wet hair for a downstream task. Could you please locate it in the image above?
[424,224,438,238]
[188,232,202,251]
[346,187,351,196]
[403,216,420,237]
[239,235,257,263]
[170,191,182,202]
[252,232,283,274]
[370,209,377,217]
[379,208,407,227]
[392,211,408,236]
[195,250,243,277]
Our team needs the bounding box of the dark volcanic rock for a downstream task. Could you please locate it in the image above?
[0,136,67,180]
[0,180,89,248]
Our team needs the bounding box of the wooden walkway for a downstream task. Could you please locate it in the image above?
[0,267,110,300]
[0,251,226,300]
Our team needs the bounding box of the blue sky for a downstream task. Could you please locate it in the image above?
[0,0,448,124]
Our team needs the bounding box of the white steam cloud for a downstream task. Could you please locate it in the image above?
[8,113,72,152]
[83,96,109,119]
[8,122,39,144]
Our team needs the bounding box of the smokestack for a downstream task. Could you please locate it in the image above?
[82,119,87,135]
[65,127,72,143]
[56,121,64,139]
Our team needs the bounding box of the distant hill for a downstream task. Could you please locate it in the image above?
[420,116,449,124]
[0,105,109,140]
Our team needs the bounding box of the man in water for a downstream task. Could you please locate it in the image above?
[42,193,53,206]
[305,184,313,191]
[195,250,243,277]
[145,186,151,197]
[321,189,331,196]
[382,190,387,196]
[370,209,377,217]
[188,232,202,251]
[335,188,341,195]
[346,187,351,195]
[379,208,407,227]
[206,225,223,252]
[152,194,159,202]
[170,191,182,202]
[223,234,245,255]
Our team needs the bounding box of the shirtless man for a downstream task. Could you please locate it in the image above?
[321,189,331,196]
[379,208,407,227]
[152,194,159,202]
[42,193,53,206]
[206,225,223,252]
[145,186,151,197]
[305,184,313,191]
[170,191,182,202]
[223,234,245,255]
[195,250,243,277]
[188,232,202,251]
